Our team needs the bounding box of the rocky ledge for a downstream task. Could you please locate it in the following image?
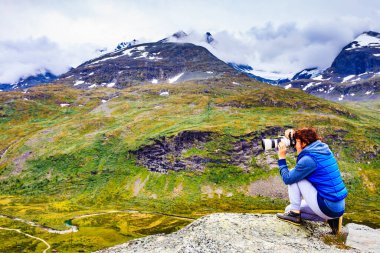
[94,213,379,253]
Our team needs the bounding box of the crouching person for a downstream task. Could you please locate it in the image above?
[276,128,347,234]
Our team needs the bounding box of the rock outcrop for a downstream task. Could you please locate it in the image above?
[131,128,286,173]
[345,223,380,253]
[94,213,363,253]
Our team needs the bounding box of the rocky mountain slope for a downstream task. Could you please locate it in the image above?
[281,31,380,101]
[0,70,57,91]
[95,213,379,253]
[57,41,240,89]
[0,31,379,252]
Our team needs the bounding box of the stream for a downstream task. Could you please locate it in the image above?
[0,209,195,235]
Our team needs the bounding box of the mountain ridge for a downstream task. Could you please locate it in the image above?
[56,41,241,89]
[280,31,380,101]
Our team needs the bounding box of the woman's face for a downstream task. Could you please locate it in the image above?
[296,139,306,154]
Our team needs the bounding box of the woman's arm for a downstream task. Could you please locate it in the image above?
[278,156,317,185]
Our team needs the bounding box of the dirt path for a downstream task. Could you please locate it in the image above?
[0,139,19,164]
[0,226,51,253]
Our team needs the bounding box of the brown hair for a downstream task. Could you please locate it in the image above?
[294,128,321,146]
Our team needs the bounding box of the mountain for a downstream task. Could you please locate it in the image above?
[328,31,380,76]
[57,41,240,89]
[291,67,321,80]
[0,71,57,91]
[114,39,139,51]
[281,31,380,101]
[228,63,290,85]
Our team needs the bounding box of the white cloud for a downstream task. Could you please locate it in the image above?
[1,0,380,82]
[0,37,102,83]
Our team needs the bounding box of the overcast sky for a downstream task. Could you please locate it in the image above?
[1,0,380,83]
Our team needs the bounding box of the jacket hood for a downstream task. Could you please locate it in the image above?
[299,140,332,157]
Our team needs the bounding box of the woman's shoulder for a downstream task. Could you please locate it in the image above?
[298,154,317,167]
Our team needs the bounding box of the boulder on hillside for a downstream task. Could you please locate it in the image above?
[345,223,380,253]
[94,213,363,253]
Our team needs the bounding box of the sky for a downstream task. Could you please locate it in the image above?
[1,0,380,83]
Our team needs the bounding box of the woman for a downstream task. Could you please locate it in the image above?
[276,128,347,234]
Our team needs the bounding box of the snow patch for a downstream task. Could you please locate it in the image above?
[107,82,115,88]
[244,68,294,80]
[60,103,70,107]
[327,86,335,94]
[313,75,325,81]
[152,79,158,84]
[136,46,147,51]
[90,47,138,65]
[102,100,107,103]
[88,84,97,89]
[90,54,123,65]
[134,52,149,59]
[346,33,380,50]
[302,82,315,91]
[297,69,320,78]
[88,72,94,76]
[284,84,292,89]
[206,71,214,74]
[342,75,355,83]
[160,91,169,96]
[74,80,85,86]
[148,56,163,60]
[168,73,184,83]
[365,91,373,95]
[374,54,380,57]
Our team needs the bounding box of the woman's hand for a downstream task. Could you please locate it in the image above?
[278,141,287,160]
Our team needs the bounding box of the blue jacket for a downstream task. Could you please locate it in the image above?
[278,140,347,202]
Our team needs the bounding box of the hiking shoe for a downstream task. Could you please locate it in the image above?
[327,217,342,235]
[276,210,301,225]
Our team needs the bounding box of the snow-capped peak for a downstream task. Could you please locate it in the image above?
[115,39,139,51]
[292,67,321,80]
[345,31,380,51]
[160,31,216,46]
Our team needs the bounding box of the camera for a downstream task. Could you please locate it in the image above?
[261,129,295,151]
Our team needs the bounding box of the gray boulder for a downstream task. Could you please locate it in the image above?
[345,223,380,253]
[94,213,359,253]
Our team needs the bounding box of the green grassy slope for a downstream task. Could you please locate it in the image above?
[0,79,379,252]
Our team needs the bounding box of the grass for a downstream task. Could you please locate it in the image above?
[0,78,379,252]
